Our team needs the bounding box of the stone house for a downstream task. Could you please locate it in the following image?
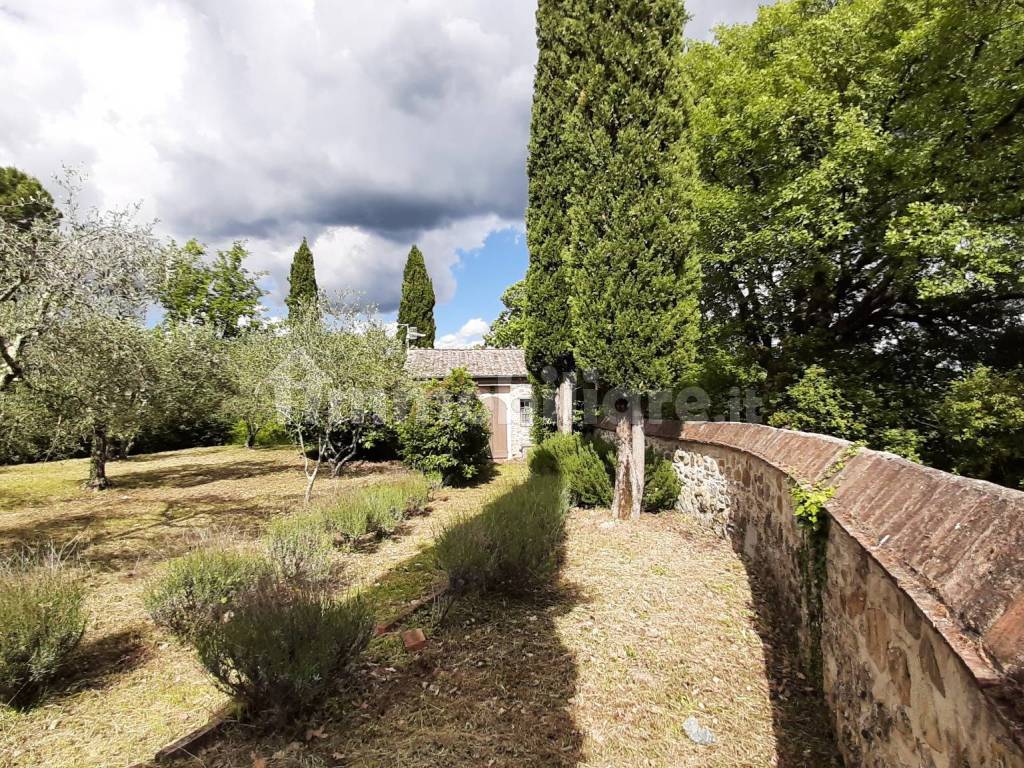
[405,348,533,460]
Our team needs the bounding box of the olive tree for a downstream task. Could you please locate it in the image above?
[0,170,163,391]
[272,298,407,502]
[25,317,226,488]
[222,329,285,448]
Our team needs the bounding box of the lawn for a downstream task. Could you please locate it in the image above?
[0,447,838,768]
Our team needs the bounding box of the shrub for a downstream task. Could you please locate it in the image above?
[394,473,432,514]
[144,549,270,639]
[264,514,333,584]
[192,580,373,723]
[361,484,409,536]
[530,433,612,507]
[398,368,491,485]
[436,473,568,595]
[642,449,681,513]
[0,553,87,708]
[319,474,431,542]
[318,498,370,542]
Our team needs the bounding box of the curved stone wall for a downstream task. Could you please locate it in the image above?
[598,419,1024,767]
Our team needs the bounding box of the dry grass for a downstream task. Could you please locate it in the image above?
[0,447,446,768]
[2,449,838,768]
[172,482,840,768]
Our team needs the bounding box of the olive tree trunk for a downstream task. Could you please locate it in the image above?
[611,398,644,520]
[88,426,110,490]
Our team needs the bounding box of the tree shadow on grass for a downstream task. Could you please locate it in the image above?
[0,495,275,572]
[169,481,584,768]
[737,563,843,767]
[36,626,153,707]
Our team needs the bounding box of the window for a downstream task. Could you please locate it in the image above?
[519,398,533,427]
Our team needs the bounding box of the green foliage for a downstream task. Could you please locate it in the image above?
[642,450,681,513]
[144,549,271,640]
[791,483,836,534]
[397,245,436,348]
[523,0,577,379]
[192,581,373,723]
[274,298,408,499]
[565,0,701,394]
[398,368,491,484]
[937,367,1024,488]
[0,552,86,708]
[530,433,612,507]
[158,239,264,338]
[264,515,333,584]
[436,473,568,595]
[688,0,1024,486]
[768,366,866,441]
[229,418,292,448]
[484,281,527,348]
[0,167,56,230]
[318,499,370,542]
[317,475,431,542]
[285,238,318,319]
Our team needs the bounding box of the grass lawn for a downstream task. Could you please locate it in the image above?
[0,447,838,768]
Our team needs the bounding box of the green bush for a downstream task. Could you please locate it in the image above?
[318,498,370,542]
[530,433,612,507]
[361,484,408,536]
[319,474,431,542]
[436,473,568,595]
[192,580,373,723]
[398,368,491,485]
[0,553,87,708]
[144,549,270,639]
[264,514,333,584]
[230,419,292,448]
[642,449,681,513]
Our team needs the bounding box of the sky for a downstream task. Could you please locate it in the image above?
[0,0,767,348]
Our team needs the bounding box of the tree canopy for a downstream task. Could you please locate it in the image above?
[159,239,265,337]
[286,237,319,319]
[0,167,56,230]
[523,0,579,380]
[397,245,436,348]
[484,281,527,348]
[687,0,1024,470]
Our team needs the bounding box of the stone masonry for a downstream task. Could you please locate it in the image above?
[600,418,1024,768]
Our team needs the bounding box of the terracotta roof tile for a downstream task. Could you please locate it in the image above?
[405,348,528,379]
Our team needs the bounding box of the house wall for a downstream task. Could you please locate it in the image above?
[476,378,533,459]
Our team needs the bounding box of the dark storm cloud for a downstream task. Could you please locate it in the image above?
[1,0,766,312]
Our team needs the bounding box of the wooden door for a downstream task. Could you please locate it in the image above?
[483,396,508,459]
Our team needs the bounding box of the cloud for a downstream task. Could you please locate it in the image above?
[438,318,490,349]
[0,0,536,311]
[0,0,765,315]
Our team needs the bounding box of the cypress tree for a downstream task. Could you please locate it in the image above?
[524,0,582,433]
[567,0,702,519]
[286,237,318,318]
[397,245,436,348]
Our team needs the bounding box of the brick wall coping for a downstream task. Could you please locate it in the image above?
[597,418,1024,734]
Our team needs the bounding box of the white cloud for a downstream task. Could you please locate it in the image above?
[0,0,536,312]
[437,318,490,349]
[0,0,764,315]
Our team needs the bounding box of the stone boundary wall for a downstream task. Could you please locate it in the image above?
[596,419,1024,767]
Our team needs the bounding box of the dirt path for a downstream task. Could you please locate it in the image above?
[188,501,840,768]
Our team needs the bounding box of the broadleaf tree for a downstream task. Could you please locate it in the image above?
[397,245,436,348]
[272,296,408,502]
[484,281,527,348]
[159,239,265,337]
[566,0,702,519]
[0,170,163,391]
[685,0,1024,478]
